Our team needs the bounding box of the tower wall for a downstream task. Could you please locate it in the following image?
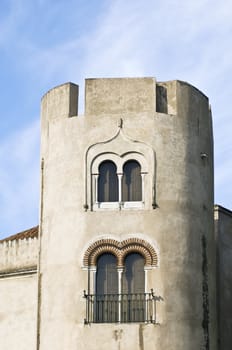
[38,78,217,350]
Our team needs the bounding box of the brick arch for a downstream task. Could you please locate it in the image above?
[90,246,120,266]
[120,238,158,267]
[121,245,151,266]
[83,239,120,267]
[83,237,158,268]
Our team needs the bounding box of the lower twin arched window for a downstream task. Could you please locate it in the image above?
[83,238,158,323]
[97,160,142,203]
[95,253,145,323]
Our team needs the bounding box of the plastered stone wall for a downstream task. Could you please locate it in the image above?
[0,238,38,350]
[214,206,232,350]
[0,274,37,350]
[38,78,217,350]
[0,237,38,272]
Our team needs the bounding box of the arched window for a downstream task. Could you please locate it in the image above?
[96,253,118,295]
[122,160,142,201]
[91,154,147,210]
[95,253,118,323]
[121,253,145,322]
[83,239,158,324]
[95,253,145,323]
[98,161,118,202]
[122,253,145,294]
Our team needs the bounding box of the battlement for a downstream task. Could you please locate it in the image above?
[41,82,79,122]
[41,77,209,122]
[85,77,156,115]
[0,237,38,275]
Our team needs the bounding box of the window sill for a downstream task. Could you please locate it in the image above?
[93,201,144,211]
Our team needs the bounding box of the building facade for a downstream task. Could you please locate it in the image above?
[0,77,231,350]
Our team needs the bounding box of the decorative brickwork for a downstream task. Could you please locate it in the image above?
[83,237,158,267]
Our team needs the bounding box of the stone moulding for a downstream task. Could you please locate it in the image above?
[85,125,156,211]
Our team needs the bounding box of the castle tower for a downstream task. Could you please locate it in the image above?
[38,78,217,349]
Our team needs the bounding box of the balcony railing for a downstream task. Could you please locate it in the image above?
[84,290,157,324]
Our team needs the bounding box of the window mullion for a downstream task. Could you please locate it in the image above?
[118,174,123,204]
[141,173,145,203]
[94,174,99,204]
[118,267,123,323]
[92,267,97,323]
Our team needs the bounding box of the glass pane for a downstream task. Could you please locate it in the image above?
[121,253,145,322]
[98,161,119,202]
[95,253,118,323]
[122,253,145,294]
[96,253,118,295]
[122,161,142,201]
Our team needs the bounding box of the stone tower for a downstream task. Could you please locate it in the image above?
[38,78,217,349]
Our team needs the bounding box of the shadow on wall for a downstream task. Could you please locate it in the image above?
[156,85,167,114]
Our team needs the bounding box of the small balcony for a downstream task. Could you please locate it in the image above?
[84,290,157,324]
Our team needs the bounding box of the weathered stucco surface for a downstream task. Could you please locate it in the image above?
[215,206,232,350]
[0,237,38,272]
[0,274,37,350]
[0,237,38,350]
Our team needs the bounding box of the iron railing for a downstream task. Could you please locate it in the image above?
[84,290,157,324]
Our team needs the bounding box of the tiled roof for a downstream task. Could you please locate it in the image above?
[0,225,39,243]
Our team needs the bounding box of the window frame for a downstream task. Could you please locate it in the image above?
[94,252,146,323]
[97,160,119,203]
[122,160,143,202]
[83,237,159,324]
[91,153,147,211]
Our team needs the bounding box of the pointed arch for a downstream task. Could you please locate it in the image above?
[85,126,156,211]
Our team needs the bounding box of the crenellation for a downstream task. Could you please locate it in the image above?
[176,80,209,120]
[156,81,177,115]
[0,237,38,274]
[85,77,156,115]
[41,82,79,123]
[156,83,168,114]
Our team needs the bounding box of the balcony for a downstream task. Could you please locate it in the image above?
[84,290,157,324]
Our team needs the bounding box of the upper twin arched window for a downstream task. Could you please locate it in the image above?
[97,160,142,203]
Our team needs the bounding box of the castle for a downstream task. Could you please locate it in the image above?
[0,77,231,350]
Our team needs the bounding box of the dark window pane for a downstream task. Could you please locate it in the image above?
[98,161,118,202]
[96,253,118,295]
[122,160,142,201]
[122,253,145,294]
[121,253,145,322]
[96,253,118,323]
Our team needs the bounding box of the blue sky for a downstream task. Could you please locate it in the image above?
[0,0,231,238]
